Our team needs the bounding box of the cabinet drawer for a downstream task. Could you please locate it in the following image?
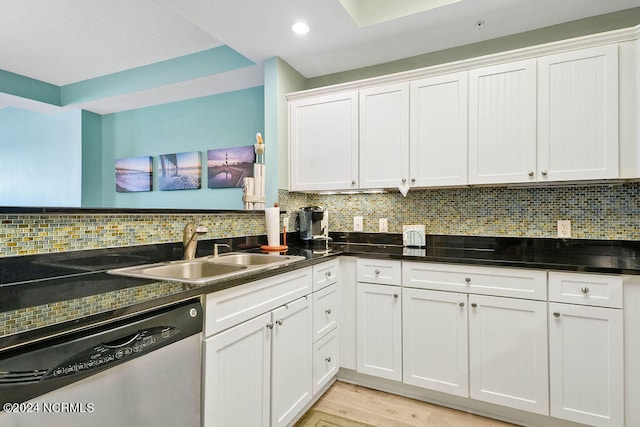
[313,259,339,292]
[403,262,547,300]
[357,258,401,286]
[205,267,312,336]
[312,328,340,396]
[313,284,338,341]
[548,271,623,308]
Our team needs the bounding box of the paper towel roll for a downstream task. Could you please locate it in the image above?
[265,207,280,247]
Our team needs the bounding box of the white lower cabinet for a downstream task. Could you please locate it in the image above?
[271,297,313,427]
[402,288,549,415]
[549,302,624,427]
[204,297,311,427]
[312,328,340,395]
[202,267,314,427]
[468,295,549,415]
[203,312,271,427]
[356,282,402,381]
[402,288,468,397]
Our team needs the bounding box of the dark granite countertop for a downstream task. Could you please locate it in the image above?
[330,233,640,274]
[3,232,640,353]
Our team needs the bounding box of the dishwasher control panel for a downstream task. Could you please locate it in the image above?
[46,326,179,379]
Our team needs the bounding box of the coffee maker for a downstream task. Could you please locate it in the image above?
[299,206,329,244]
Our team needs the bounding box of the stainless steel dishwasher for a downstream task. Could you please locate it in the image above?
[0,300,202,426]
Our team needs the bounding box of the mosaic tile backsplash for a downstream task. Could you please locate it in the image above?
[0,212,266,257]
[3,182,640,258]
[280,183,640,241]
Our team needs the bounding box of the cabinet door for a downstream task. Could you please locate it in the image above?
[549,303,623,427]
[271,297,313,427]
[313,284,338,342]
[403,288,468,397]
[538,45,619,182]
[203,312,271,427]
[469,60,537,184]
[359,83,409,189]
[356,283,402,381]
[312,328,340,396]
[289,92,359,191]
[468,295,549,415]
[410,72,468,187]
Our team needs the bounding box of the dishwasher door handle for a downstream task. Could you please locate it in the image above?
[103,331,144,348]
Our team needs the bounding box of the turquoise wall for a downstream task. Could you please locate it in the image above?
[101,86,267,209]
[0,108,82,206]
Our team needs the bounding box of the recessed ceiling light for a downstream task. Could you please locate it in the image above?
[291,22,310,35]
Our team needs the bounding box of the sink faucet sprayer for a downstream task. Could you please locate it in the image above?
[183,222,208,260]
[213,243,231,258]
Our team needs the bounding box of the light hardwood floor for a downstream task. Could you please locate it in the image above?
[308,381,519,427]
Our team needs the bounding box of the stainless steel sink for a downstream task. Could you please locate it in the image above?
[211,252,297,266]
[108,252,305,284]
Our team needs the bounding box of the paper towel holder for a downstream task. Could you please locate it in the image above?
[261,203,288,252]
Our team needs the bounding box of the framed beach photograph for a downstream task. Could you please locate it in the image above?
[158,151,202,191]
[207,145,256,189]
[115,156,153,193]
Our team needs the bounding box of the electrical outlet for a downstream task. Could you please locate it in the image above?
[557,220,571,238]
[353,216,364,232]
[379,218,388,233]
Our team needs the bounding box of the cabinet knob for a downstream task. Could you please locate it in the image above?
[471,303,477,308]
[553,312,561,318]
[325,357,332,363]
[459,301,465,307]
[275,319,283,326]
[374,269,380,275]
[325,308,332,315]
[351,180,356,185]
[393,293,399,299]
[411,178,416,183]
[326,271,332,277]
[402,178,407,184]
[541,170,548,176]
[266,322,274,329]
[581,287,590,294]
[464,277,471,283]
[528,171,534,177]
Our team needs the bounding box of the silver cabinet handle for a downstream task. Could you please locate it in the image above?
[471,303,477,308]
[541,170,548,176]
[275,319,283,326]
[459,301,465,307]
[528,171,534,177]
[325,308,332,315]
[325,357,332,363]
[374,269,380,275]
[553,312,561,318]
[266,322,274,329]
[393,293,399,299]
[581,287,590,294]
[465,277,471,283]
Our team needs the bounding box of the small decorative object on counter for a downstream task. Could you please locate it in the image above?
[243,132,266,210]
[261,203,288,252]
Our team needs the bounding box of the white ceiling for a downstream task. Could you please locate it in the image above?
[0,0,639,113]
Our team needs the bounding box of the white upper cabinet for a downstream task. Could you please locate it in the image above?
[359,83,409,189]
[289,91,359,191]
[410,72,468,187]
[468,60,538,184]
[288,33,628,191]
[537,45,619,182]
